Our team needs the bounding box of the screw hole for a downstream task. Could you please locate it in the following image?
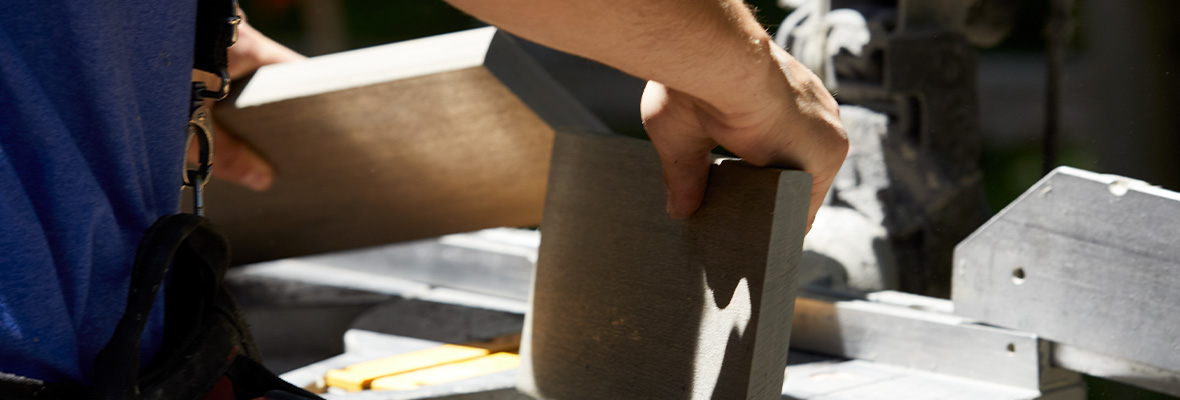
[1007,343,1016,354]
[1012,268,1026,285]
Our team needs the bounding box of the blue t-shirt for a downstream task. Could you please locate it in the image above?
[0,2,195,383]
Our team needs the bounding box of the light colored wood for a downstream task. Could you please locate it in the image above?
[953,167,1180,375]
[325,334,520,391]
[369,353,521,392]
[205,28,606,264]
[326,344,491,392]
[519,130,810,400]
[790,294,1074,391]
[781,360,1083,400]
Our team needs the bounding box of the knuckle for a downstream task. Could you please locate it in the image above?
[735,144,777,166]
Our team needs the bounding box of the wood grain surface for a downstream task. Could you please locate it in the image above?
[519,130,811,400]
[203,28,605,264]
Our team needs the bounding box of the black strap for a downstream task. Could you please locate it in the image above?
[91,215,229,400]
[223,358,319,400]
[193,0,238,77]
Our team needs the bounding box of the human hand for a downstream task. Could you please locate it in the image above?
[641,44,848,231]
[189,10,304,191]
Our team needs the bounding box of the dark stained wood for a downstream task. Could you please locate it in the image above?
[203,28,605,264]
[519,130,811,399]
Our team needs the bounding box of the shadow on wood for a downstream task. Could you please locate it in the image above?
[519,130,810,399]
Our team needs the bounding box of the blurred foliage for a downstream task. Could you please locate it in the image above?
[241,0,796,55]
[979,141,1097,211]
[747,0,791,33]
[239,0,304,50]
[240,0,480,54]
[1086,375,1179,400]
[337,2,479,49]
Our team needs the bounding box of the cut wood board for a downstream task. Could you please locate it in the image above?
[519,130,811,399]
[204,27,607,264]
[325,334,520,391]
[369,353,521,392]
[953,167,1180,375]
[790,294,1078,391]
[780,360,1085,400]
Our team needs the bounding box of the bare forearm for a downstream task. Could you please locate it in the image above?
[444,0,779,115]
[446,0,848,227]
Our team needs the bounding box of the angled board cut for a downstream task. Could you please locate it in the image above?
[207,27,606,264]
[519,130,811,399]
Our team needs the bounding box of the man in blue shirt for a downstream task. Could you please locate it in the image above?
[0,2,295,383]
[0,0,847,389]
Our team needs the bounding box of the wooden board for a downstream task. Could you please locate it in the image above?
[325,334,520,391]
[518,130,811,399]
[205,27,606,264]
[953,167,1180,374]
[781,360,1084,400]
[790,294,1076,391]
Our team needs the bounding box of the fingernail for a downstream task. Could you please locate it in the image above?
[243,170,273,191]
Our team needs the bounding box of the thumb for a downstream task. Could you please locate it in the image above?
[658,145,712,220]
[641,82,717,219]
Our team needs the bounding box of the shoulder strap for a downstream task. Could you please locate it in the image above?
[91,214,229,400]
[193,0,240,99]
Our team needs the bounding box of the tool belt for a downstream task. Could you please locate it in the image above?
[0,215,322,400]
